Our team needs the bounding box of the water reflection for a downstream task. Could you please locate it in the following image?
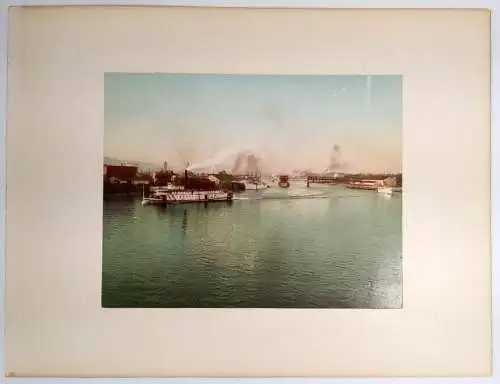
[182,209,187,235]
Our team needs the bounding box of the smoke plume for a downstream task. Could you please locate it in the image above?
[323,143,346,173]
[231,151,262,174]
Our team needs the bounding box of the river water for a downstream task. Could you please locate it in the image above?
[102,182,402,308]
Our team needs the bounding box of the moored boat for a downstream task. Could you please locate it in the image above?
[278,175,290,188]
[346,180,379,190]
[243,181,270,191]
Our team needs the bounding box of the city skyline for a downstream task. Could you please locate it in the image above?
[104,74,402,174]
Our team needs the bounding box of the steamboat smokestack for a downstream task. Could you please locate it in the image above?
[185,169,188,180]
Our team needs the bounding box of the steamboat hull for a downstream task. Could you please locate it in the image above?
[144,199,233,206]
[142,190,234,206]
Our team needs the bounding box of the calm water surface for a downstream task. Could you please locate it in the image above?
[102,183,402,308]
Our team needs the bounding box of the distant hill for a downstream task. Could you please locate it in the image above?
[103,157,162,171]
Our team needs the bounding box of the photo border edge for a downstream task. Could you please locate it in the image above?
[0,0,497,383]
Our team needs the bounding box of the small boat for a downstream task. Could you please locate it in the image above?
[243,181,270,191]
[141,195,165,205]
[278,175,290,188]
[377,186,393,196]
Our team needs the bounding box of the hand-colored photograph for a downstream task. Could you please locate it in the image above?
[102,73,402,308]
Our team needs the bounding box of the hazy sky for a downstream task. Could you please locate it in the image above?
[104,74,402,173]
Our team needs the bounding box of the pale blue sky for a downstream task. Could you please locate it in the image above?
[104,74,402,173]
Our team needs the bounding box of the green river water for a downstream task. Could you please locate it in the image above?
[102,183,402,308]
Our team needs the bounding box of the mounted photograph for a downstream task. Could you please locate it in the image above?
[102,73,403,308]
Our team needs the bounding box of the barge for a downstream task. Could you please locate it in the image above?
[346,179,397,196]
[346,180,381,191]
